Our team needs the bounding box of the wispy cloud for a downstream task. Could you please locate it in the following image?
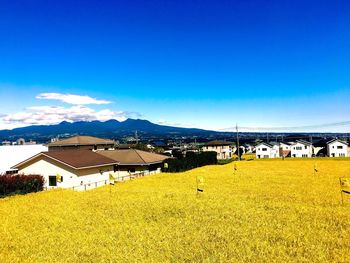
[157,119,195,128]
[2,105,135,125]
[36,93,112,105]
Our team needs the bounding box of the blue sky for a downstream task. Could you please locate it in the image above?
[0,0,350,132]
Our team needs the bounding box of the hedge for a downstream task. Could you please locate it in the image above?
[0,174,45,198]
[162,151,217,173]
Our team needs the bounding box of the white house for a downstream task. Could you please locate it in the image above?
[11,149,169,190]
[291,140,313,158]
[256,142,280,159]
[202,140,234,160]
[0,144,48,174]
[12,150,119,190]
[327,139,349,157]
[279,142,292,157]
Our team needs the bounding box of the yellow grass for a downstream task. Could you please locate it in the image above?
[1,158,350,262]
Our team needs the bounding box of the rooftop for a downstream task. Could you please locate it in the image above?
[204,140,234,146]
[97,149,169,165]
[13,150,118,170]
[48,136,115,147]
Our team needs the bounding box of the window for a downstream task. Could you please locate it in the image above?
[49,176,57,186]
[128,168,136,173]
[262,148,267,151]
[337,146,343,149]
[264,155,269,158]
[296,146,302,150]
[339,153,345,157]
[305,146,307,149]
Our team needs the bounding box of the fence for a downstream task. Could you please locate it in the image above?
[70,169,161,191]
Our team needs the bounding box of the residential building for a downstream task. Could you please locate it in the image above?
[327,139,349,157]
[202,140,234,160]
[47,136,116,151]
[279,142,292,157]
[12,150,119,190]
[256,142,280,159]
[11,149,169,190]
[291,140,313,158]
[97,149,169,176]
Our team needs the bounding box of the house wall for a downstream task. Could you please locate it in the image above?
[202,145,233,159]
[16,156,114,190]
[255,144,279,159]
[327,141,348,157]
[291,143,313,158]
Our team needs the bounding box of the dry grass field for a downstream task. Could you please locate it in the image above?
[1,158,350,262]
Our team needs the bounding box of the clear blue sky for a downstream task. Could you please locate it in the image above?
[0,0,349,132]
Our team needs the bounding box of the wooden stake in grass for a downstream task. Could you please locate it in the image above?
[233,163,237,175]
[339,177,350,205]
[313,163,318,176]
[196,176,204,195]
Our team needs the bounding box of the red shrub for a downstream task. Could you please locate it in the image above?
[0,174,45,197]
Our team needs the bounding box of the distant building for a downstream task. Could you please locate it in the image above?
[291,140,313,158]
[2,141,11,146]
[202,140,234,160]
[327,139,349,157]
[279,142,292,157]
[47,136,116,151]
[256,142,280,159]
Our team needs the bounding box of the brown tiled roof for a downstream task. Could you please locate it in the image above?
[48,136,115,146]
[96,149,169,165]
[13,150,119,170]
[204,140,233,146]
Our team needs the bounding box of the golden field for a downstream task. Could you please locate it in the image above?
[1,158,350,262]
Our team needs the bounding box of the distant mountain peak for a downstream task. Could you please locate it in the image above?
[0,118,216,142]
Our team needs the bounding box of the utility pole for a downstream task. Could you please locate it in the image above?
[135,130,139,144]
[236,123,240,161]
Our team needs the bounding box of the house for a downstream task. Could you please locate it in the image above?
[11,150,119,190]
[96,149,169,177]
[244,144,255,153]
[279,142,292,157]
[0,144,48,174]
[327,139,349,157]
[291,140,313,158]
[202,140,234,160]
[47,136,116,151]
[255,142,280,159]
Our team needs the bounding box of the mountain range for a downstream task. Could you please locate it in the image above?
[0,119,224,142]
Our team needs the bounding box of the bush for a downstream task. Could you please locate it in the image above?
[162,151,217,172]
[217,157,237,165]
[0,174,45,198]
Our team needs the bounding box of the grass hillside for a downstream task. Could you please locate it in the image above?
[1,159,350,262]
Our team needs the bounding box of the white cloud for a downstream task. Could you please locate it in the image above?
[157,119,195,128]
[2,105,130,126]
[36,93,111,105]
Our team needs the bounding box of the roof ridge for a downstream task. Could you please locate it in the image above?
[134,149,147,164]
